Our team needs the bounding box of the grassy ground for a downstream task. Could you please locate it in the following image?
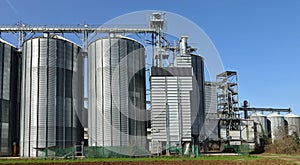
[0,155,268,164]
[256,153,300,165]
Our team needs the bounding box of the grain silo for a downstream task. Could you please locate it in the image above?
[0,39,20,156]
[88,36,146,152]
[267,113,285,143]
[284,113,300,136]
[250,112,268,137]
[20,35,84,157]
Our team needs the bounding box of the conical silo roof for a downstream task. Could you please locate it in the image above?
[250,112,266,117]
[284,113,299,118]
[267,112,283,118]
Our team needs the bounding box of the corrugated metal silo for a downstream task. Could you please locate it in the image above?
[250,112,268,137]
[267,113,285,143]
[0,39,20,156]
[88,36,146,149]
[20,36,84,157]
[241,120,255,142]
[284,113,300,136]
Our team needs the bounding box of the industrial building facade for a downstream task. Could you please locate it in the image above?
[150,67,193,154]
[149,36,205,155]
[0,13,298,157]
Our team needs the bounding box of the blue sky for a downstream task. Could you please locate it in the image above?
[1,0,299,115]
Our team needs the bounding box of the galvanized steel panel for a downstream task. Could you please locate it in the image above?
[267,113,285,143]
[88,37,146,148]
[285,114,300,136]
[20,37,83,157]
[250,113,267,138]
[2,45,11,100]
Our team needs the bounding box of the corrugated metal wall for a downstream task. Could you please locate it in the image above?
[204,82,219,140]
[150,54,205,152]
[250,113,267,138]
[267,113,285,143]
[0,40,20,156]
[88,37,146,148]
[190,55,205,143]
[284,114,300,136]
[20,37,83,157]
[150,67,193,147]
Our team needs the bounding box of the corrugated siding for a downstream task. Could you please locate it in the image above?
[48,39,57,147]
[2,45,11,100]
[103,39,111,146]
[150,75,192,143]
[23,40,32,156]
[151,76,167,141]
[119,39,128,146]
[20,37,83,157]
[95,41,102,146]
[111,39,120,146]
[268,116,285,142]
[88,42,96,146]
[285,117,300,135]
[204,83,218,140]
[0,40,20,156]
[88,37,146,147]
[38,39,47,149]
[178,77,192,141]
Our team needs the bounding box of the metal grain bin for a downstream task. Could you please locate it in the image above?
[20,36,84,157]
[267,113,285,143]
[241,119,255,142]
[0,39,20,156]
[250,112,268,137]
[284,113,300,136]
[88,36,146,150]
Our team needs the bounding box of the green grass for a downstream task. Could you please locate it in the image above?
[0,155,263,164]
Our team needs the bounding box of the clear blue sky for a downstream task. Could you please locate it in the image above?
[1,0,299,115]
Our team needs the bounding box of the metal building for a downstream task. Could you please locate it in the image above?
[150,67,193,154]
[267,113,285,143]
[150,36,204,155]
[284,113,300,136]
[0,39,20,156]
[20,36,84,157]
[88,36,146,149]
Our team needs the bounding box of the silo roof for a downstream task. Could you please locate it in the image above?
[284,113,299,118]
[250,112,266,117]
[52,35,80,47]
[88,35,144,47]
[24,35,81,47]
[267,112,283,118]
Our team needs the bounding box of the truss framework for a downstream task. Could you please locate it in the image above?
[0,23,156,51]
